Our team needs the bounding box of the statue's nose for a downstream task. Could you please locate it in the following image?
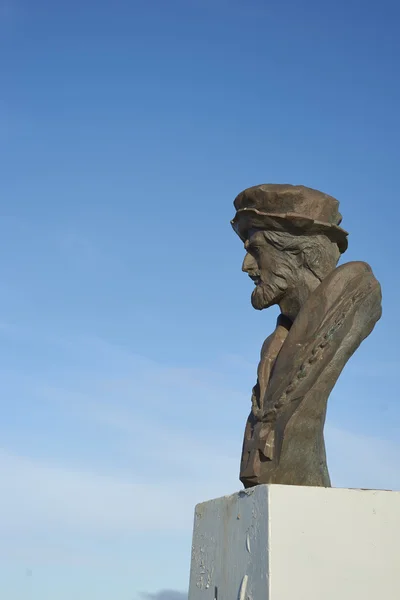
[242,252,258,274]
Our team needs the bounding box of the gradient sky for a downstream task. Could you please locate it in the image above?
[1,0,400,598]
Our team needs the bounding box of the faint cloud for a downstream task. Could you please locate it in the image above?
[326,425,400,491]
[0,449,215,537]
[0,326,399,572]
[140,592,187,600]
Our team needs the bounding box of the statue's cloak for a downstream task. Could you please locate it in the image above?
[240,261,382,488]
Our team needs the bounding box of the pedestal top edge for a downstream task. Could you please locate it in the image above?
[194,484,399,512]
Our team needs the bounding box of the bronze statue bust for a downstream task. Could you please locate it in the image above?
[231,184,382,488]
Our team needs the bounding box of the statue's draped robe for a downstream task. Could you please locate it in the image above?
[240,261,382,488]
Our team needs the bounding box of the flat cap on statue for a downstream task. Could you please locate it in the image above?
[231,183,348,253]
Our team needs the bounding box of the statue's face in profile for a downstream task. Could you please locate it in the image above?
[242,229,289,311]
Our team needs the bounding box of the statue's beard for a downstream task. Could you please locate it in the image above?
[251,274,288,311]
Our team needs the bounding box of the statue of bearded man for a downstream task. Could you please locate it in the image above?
[231,184,382,488]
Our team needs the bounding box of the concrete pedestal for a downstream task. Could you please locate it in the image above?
[188,485,400,600]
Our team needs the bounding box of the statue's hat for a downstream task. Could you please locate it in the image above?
[231,184,348,253]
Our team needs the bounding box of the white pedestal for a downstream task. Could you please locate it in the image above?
[188,485,400,600]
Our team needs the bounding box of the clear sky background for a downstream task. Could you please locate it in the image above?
[1,0,399,598]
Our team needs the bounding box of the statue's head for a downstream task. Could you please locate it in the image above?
[231,184,348,312]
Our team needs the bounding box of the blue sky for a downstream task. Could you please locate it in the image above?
[1,0,400,598]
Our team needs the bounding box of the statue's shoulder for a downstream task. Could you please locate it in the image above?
[267,260,382,415]
[321,261,381,300]
[285,261,382,350]
[330,260,378,281]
